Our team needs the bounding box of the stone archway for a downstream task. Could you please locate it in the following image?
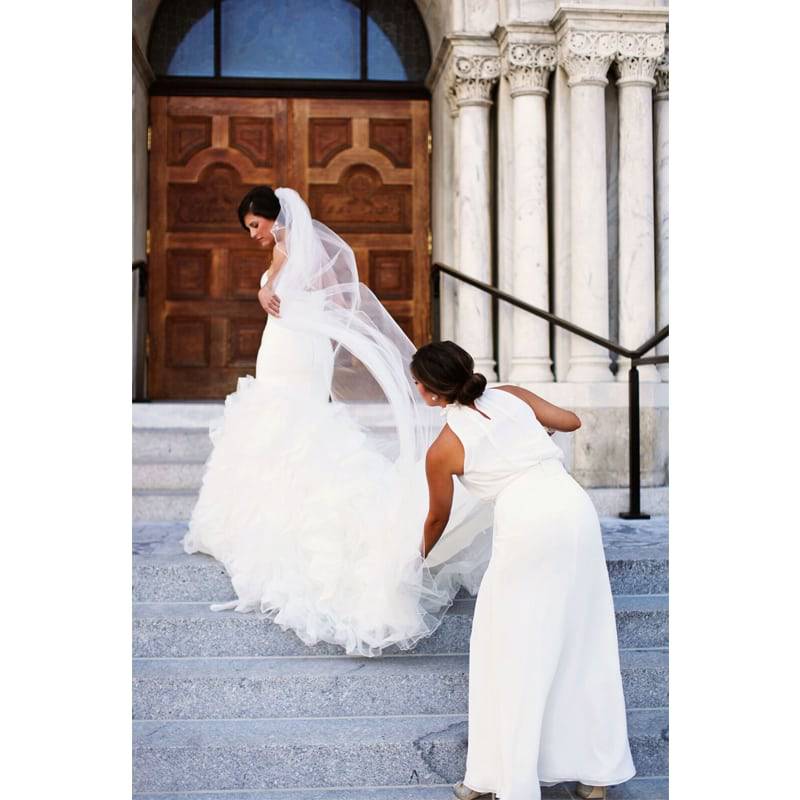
[133,0,440,57]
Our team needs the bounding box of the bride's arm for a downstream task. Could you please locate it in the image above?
[421,431,461,557]
[266,243,288,287]
[496,384,581,432]
[257,245,287,316]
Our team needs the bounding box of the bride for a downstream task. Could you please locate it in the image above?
[183,186,491,657]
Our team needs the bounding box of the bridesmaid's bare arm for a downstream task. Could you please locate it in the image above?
[496,385,581,432]
[422,427,463,557]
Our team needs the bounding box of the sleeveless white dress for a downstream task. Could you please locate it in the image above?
[446,388,636,799]
[183,270,491,656]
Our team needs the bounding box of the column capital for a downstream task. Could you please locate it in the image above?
[654,42,669,100]
[557,30,617,87]
[502,42,557,98]
[615,32,665,88]
[447,54,501,111]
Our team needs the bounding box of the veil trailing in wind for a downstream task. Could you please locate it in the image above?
[270,188,437,462]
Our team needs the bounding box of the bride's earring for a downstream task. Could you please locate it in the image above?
[431,394,438,401]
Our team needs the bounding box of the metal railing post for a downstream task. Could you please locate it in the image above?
[620,362,649,520]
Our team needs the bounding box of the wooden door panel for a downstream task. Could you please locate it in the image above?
[289,98,430,346]
[148,96,429,399]
[368,250,414,299]
[148,96,288,399]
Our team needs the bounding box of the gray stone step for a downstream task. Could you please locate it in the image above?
[133,489,199,523]
[131,778,667,799]
[132,595,667,659]
[133,551,667,603]
[133,787,569,800]
[133,648,666,720]
[132,519,669,602]
[132,781,668,800]
[135,781,668,800]
[134,461,206,490]
[134,428,213,462]
[133,485,668,522]
[133,709,667,794]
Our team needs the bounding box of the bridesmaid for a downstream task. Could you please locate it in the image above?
[412,341,635,800]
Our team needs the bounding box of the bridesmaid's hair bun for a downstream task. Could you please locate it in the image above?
[237,185,281,229]
[410,340,486,404]
[457,372,487,405]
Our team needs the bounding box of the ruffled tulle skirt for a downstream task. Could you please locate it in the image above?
[183,368,491,656]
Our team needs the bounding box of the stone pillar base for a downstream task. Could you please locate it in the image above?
[508,357,554,384]
[565,355,614,383]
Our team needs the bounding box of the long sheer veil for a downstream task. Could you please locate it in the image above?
[265,188,493,649]
[270,187,437,463]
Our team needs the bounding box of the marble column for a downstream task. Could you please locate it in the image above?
[559,31,616,382]
[654,44,669,381]
[449,54,501,380]
[503,41,557,384]
[615,33,665,382]
[432,77,458,341]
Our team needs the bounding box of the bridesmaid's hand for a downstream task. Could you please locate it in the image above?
[258,285,281,317]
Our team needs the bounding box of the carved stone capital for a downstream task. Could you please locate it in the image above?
[615,32,665,87]
[557,30,617,87]
[448,55,501,110]
[503,43,557,98]
[654,44,669,100]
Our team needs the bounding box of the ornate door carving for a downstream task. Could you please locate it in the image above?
[148,96,429,399]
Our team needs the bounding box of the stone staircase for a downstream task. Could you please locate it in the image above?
[133,419,669,799]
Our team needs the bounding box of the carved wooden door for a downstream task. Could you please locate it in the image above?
[148,96,429,399]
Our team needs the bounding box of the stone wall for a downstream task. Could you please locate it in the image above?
[541,384,669,488]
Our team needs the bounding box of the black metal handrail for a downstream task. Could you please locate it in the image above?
[431,262,669,519]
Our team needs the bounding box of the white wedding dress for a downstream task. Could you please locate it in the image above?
[183,189,491,656]
[446,388,636,799]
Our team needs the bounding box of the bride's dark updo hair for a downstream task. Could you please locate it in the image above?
[411,341,487,405]
[237,186,281,229]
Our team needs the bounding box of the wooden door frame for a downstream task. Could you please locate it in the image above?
[150,78,430,101]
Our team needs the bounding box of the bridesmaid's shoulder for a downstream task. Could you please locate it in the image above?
[430,423,461,451]
[427,424,463,470]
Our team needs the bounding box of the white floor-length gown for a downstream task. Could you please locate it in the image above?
[445,388,636,799]
[183,188,491,657]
